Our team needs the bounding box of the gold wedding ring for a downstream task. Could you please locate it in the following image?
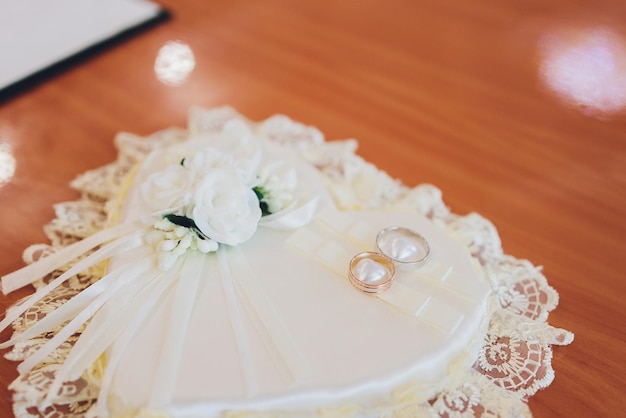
[348,251,395,295]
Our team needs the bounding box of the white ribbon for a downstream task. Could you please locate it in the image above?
[0,230,144,337]
[1,222,137,295]
[22,260,157,375]
[217,246,257,397]
[18,251,155,376]
[51,254,163,384]
[90,258,184,418]
[0,246,151,350]
[259,196,319,231]
[148,252,205,408]
[287,213,438,319]
[215,245,312,397]
[228,246,311,385]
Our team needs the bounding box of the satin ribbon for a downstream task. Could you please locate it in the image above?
[285,213,435,319]
[0,230,144,337]
[91,258,185,418]
[1,222,137,295]
[51,253,164,384]
[215,245,311,398]
[259,196,319,231]
[0,246,152,351]
[308,209,471,333]
[18,251,155,376]
[227,246,311,385]
[217,246,258,397]
[148,252,206,408]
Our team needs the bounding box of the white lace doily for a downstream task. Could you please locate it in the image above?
[4,106,573,418]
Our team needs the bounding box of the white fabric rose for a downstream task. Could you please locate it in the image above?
[213,119,262,174]
[188,119,262,184]
[191,169,262,245]
[140,165,194,214]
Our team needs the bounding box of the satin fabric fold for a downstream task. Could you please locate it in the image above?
[258,196,319,231]
[18,252,155,376]
[1,222,137,295]
[227,246,311,385]
[0,230,144,337]
[92,259,185,418]
[0,246,151,351]
[52,253,164,384]
[217,247,258,397]
[148,252,206,408]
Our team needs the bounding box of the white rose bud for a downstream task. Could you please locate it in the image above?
[141,165,193,214]
[161,239,177,252]
[197,238,219,253]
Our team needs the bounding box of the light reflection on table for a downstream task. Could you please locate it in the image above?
[539,25,626,116]
[0,144,15,188]
[154,41,196,86]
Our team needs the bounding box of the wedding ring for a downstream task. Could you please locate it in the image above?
[348,252,395,295]
[376,226,430,267]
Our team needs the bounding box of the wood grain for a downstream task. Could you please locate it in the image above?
[1,0,625,416]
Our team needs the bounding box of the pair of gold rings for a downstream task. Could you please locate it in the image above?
[348,227,430,295]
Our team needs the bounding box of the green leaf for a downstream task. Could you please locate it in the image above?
[252,186,271,216]
[252,186,265,200]
[163,214,211,241]
[259,201,270,216]
[163,214,196,229]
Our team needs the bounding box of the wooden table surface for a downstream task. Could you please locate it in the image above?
[1,0,625,416]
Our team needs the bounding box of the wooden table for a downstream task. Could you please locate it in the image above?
[1,1,624,416]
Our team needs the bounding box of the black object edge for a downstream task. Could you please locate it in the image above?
[0,8,171,105]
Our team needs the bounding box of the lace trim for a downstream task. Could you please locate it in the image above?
[4,106,573,418]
